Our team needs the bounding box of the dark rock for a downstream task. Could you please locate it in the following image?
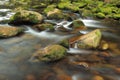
[9,9,43,25]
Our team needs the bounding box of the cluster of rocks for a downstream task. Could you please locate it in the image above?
[0,8,110,63]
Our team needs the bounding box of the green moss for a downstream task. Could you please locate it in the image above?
[73,2,87,8]
[58,1,79,12]
[44,4,56,14]
[33,23,54,31]
[73,19,84,26]
[98,7,112,15]
[39,45,67,62]
[9,10,43,24]
[82,10,93,17]
[113,14,120,20]
[96,13,105,19]
[59,39,69,48]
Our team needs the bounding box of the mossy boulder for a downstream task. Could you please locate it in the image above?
[30,45,67,62]
[113,14,120,20]
[58,1,79,12]
[98,7,112,15]
[69,29,102,49]
[32,23,54,31]
[77,29,102,49]
[9,10,43,25]
[82,10,93,17]
[59,39,69,48]
[71,19,87,33]
[96,13,106,19]
[0,26,24,38]
[45,8,64,19]
[73,2,87,8]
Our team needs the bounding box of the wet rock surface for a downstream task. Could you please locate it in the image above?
[30,44,67,62]
[0,26,24,38]
[9,9,43,25]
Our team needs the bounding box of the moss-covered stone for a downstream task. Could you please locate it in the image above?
[78,29,102,49]
[30,44,67,62]
[73,2,87,8]
[58,1,80,12]
[59,39,69,48]
[9,10,43,25]
[98,7,112,15]
[82,9,94,17]
[96,12,106,19]
[0,26,24,38]
[113,14,120,20]
[33,23,54,31]
[44,4,57,14]
[69,29,102,49]
[71,19,87,33]
[46,8,64,19]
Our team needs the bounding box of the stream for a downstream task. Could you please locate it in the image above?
[0,1,120,80]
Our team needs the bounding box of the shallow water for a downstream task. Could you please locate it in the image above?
[0,1,120,80]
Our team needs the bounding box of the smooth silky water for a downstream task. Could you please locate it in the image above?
[0,1,120,80]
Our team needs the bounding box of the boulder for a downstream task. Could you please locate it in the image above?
[32,23,54,31]
[9,10,43,25]
[58,1,79,12]
[96,13,106,19]
[71,19,87,33]
[69,29,102,49]
[0,26,24,38]
[30,44,67,62]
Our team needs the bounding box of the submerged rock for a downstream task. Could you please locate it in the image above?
[69,29,102,49]
[30,44,67,62]
[32,23,54,31]
[92,75,104,80]
[99,40,109,50]
[0,26,24,38]
[9,10,43,25]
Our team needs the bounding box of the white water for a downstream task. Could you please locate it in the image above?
[67,48,93,54]
[25,26,71,41]
[0,8,15,21]
[80,19,107,28]
[54,20,72,30]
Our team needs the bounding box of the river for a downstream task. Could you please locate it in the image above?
[0,0,120,80]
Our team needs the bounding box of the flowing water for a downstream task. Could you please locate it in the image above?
[0,1,120,80]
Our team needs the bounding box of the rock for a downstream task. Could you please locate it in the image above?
[113,14,120,20]
[69,29,102,49]
[59,39,69,48]
[45,8,70,20]
[9,10,43,25]
[71,19,87,33]
[73,2,87,8]
[82,10,93,17]
[30,44,67,62]
[96,13,106,19]
[32,23,54,31]
[44,5,65,19]
[47,9,65,19]
[99,40,109,50]
[25,74,36,80]
[58,1,79,12]
[92,75,104,80]
[98,7,112,15]
[0,26,24,38]
[115,68,120,74]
